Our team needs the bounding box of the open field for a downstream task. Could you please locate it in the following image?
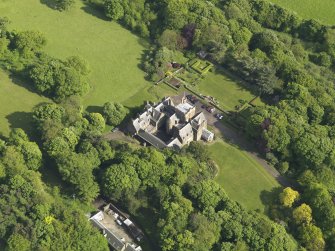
[0,70,49,136]
[0,0,151,134]
[196,68,258,111]
[270,0,335,25]
[209,140,279,211]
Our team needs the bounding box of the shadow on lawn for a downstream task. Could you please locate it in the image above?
[81,1,110,21]
[213,66,260,98]
[40,0,58,10]
[6,111,35,137]
[260,187,282,214]
[8,73,36,94]
[86,105,103,114]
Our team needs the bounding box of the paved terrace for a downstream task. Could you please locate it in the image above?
[100,211,134,245]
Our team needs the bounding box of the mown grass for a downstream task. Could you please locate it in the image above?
[0,1,149,101]
[196,68,258,111]
[0,0,152,135]
[270,0,335,25]
[208,140,279,211]
[0,70,49,136]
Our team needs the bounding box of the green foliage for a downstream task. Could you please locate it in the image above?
[56,152,100,202]
[280,187,300,207]
[158,30,187,51]
[189,180,226,210]
[54,0,75,11]
[102,163,141,199]
[293,203,313,225]
[14,30,46,57]
[102,102,127,126]
[104,0,124,20]
[0,129,109,251]
[104,0,156,37]
[7,233,31,251]
[298,224,325,251]
[29,56,90,100]
[86,112,105,133]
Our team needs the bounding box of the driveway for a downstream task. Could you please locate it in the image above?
[188,95,296,188]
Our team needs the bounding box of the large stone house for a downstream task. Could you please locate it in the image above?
[129,95,214,149]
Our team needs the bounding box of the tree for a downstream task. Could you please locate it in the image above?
[19,141,43,171]
[86,113,105,133]
[189,180,226,210]
[279,187,299,207]
[102,102,127,126]
[298,224,325,251]
[56,153,100,202]
[294,125,332,167]
[55,0,75,11]
[14,31,46,57]
[6,233,31,251]
[158,29,187,50]
[29,57,90,100]
[102,163,141,199]
[293,203,313,225]
[33,103,65,128]
[104,0,124,20]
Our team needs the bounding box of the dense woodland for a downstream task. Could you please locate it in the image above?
[1,0,335,250]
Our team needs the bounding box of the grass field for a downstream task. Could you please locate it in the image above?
[270,0,335,25]
[209,140,279,211]
[0,70,50,136]
[196,68,257,111]
[0,0,152,135]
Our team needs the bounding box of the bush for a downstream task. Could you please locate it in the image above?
[102,102,128,126]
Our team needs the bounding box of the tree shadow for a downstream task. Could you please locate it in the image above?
[86,105,103,114]
[40,0,58,10]
[81,1,109,21]
[260,187,282,214]
[137,49,153,81]
[8,73,37,94]
[6,111,36,138]
[213,66,260,98]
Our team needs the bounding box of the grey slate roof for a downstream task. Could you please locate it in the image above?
[137,130,167,149]
[90,218,125,251]
[124,244,137,251]
[191,112,206,129]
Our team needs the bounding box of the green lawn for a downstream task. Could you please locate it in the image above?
[0,0,153,135]
[0,0,150,104]
[0,70,49,136]
[196,68,257,111]
[209,140,279,211]
[270,0,335,25]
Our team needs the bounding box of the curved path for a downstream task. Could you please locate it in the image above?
[211,119,297,188]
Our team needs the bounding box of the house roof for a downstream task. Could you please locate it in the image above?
[176,102,194,114]
[191,112,206,129]
[137,130,167,149]
[90,218,125,251]
[167,137,183,148]
[168,113,179,124]
[178,123,193,140]
[202,128,214,140]
[151,108,164,122]
[125,244,142,251]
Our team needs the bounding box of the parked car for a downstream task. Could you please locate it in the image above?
[112,127,119,132]
[201,104,207,109]
[190,96,199,104]
[186,94,198,104]
[207,106,216,113]
[216,113,224,120]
